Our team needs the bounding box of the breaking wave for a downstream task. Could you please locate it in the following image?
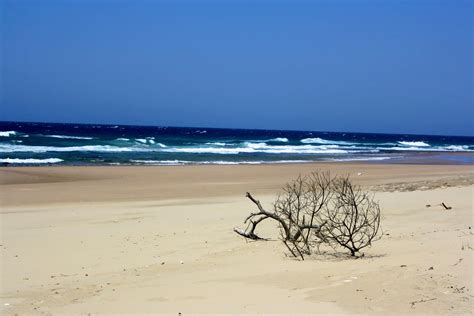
[136,138,152,144]
[0,158,64,164]
[205,142,227,146]
[398,141,430,147]
[300,137,354,145]
[324,156,395,162]
[443,145,471,151]
[1,142,471,155]
[164,143,349,154]
[266,138,289,142]
[0,144,143,153]
[0,131,17,137]
[134,138,167,147]
[380,145,473,152]
[42,134,94,140]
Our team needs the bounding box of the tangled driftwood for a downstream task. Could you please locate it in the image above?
[234,172,382,259]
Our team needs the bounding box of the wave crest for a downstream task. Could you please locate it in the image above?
[398,141,430,147]
[380,145,472,152]
[134,137,167,147]
[42,134,94,140]
[164,143,349,155]
[0,144,142,153]
[205,142,227,146]
[300,137,354,145]
[0,158,63,164]
[266,138,289,142]
[0,131,17,137]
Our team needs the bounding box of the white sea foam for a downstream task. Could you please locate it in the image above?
[134,137,166,147]
[0,143,357,155]
[130,159,311,165]
[443,145,470,151]
[300,137,354,145]
[1,142,468,155]
[164,143,349,155]
[162,147,249,155]
[325,156,394,162]
[0,158,63,164]
[381,145,473,152]
[117,137,167,147]
[131,160,187,165]
[246,142,346,151]
[42,134,94,140]
[0,144,142,153]
[266,138,289,142]
[0,131,17,137]
[398,141,430,147]
[301,137,326,144]
[382,146,433,152]
[205,142,227,146]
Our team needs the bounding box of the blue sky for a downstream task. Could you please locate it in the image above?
[1,0,473,136]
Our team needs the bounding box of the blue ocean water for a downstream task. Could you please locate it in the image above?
[0,121,473,165]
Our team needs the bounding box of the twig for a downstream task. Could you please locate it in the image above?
[410,298,437,308]
[453,258,463,266]
[441,202,452,210]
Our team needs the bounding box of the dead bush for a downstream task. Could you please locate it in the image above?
[234,171,382,259]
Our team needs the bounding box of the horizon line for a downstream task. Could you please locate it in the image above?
[1,119,473,139]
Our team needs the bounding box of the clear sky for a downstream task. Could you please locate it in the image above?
[1,0,473,136]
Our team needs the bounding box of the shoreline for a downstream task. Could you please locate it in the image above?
[1,151,473,168]
[1,162,473,207]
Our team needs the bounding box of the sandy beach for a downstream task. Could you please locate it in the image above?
[0,163,473,314]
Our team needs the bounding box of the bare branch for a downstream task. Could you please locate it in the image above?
[234,171,382,259]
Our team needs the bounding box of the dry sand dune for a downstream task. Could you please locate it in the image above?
[0,163,473,314]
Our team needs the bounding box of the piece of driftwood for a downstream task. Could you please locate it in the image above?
[426,203,452,210]
[441,202,452,210]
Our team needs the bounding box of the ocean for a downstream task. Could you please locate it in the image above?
[0,121,473,166]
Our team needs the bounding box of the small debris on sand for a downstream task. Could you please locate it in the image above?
[441,202,452,210]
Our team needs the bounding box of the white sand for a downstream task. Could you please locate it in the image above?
[0,163,472,314]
